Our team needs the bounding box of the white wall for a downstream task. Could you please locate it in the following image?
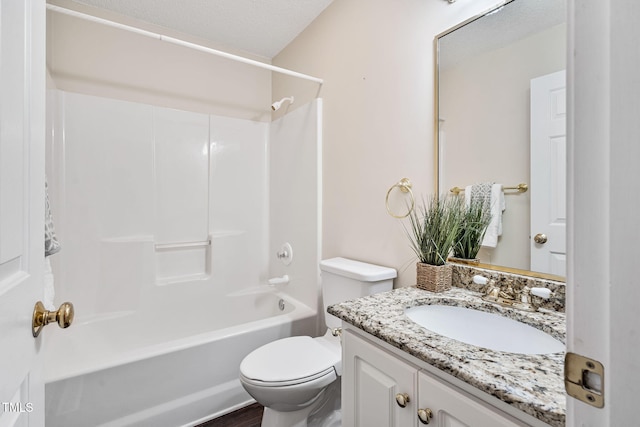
[46,0,272,121]
[273,0,505,286]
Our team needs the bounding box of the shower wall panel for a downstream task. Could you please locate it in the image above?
[52,91,155,315]
[154,108,210,283]
[209,115,269,287]
[47,91,269,320]
[269,99,322,325]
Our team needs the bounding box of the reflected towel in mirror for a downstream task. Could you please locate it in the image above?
[45,178,61,257]
[44,178,60,310]
[465,183,505,248]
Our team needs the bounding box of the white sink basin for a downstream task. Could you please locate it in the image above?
[405,305,564,355]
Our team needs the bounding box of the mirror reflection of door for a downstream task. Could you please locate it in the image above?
[530,70,566,276]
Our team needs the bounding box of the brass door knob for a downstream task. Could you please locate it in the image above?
[32,301,74,338]
[418,408,433,424]
[534,233,548,244]
[395,392,410,408]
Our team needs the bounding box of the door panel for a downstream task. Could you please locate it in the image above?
[530,70,567,276]
[0,0,46,425]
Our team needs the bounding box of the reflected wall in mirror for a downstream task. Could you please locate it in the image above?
[436,0,566,280]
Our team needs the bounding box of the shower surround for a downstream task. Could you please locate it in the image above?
[44,91,322,426]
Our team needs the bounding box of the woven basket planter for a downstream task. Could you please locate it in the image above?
[416,262,452,293]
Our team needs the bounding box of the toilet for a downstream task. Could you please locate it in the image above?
[239,257,396,427]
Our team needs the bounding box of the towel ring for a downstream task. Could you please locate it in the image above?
[385,178,415,219]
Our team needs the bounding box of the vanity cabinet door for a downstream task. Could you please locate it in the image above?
[417,371,528,427]
[343,329,418,427]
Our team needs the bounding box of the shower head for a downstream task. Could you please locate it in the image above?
[271,96,294,111]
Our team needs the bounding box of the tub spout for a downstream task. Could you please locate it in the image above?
[268,275,290,286]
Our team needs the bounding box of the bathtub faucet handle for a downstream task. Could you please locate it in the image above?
[276,243,293,265]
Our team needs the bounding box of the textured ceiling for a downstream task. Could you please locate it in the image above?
[66,0,334,58]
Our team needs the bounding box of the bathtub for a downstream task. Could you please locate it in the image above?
[43,285,317,427]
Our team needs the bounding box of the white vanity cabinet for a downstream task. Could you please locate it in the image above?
[342,328,418,426]
[342,328,531,427]
[417,371,528,427]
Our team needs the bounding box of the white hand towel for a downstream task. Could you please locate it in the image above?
[43,257,56,311]
[481,183,505,248]
[464,183,505,248]
[464,185,473,207]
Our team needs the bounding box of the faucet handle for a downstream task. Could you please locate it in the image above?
[530,287,565,308]
[531,287,553,299]
[473,275,489,285]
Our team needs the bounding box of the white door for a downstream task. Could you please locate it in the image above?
[0,0,46,425]
[568,0,640,425]
[530,70,566,276]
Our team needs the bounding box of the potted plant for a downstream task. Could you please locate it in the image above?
[452,199,492,263]
[406,194,463,292]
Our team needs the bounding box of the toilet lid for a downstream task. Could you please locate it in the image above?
[240,336,340,383]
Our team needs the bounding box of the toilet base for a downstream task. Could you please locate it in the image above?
[261,379,341,427]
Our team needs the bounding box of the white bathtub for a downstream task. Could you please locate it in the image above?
[43,286,317,427]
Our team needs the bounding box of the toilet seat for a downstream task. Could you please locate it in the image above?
[240,366,336,388]
[240,336,340,387]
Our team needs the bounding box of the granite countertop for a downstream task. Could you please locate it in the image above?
[328,286,565,427]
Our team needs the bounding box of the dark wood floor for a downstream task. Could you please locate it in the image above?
[196,403,264,427]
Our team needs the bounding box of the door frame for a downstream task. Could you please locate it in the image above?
[567,0,640,424]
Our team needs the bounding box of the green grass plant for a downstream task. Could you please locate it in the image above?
[406,194,464,266]
[453,199,492,259]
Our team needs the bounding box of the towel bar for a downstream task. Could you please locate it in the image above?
[449,183,528,195]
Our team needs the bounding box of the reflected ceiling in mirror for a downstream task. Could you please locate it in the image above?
[435,0,566,281]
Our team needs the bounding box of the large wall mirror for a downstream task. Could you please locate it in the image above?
[436,0,566,280]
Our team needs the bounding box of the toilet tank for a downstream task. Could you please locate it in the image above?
[320,257,397,329]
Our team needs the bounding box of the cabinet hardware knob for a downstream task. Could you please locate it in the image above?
[395,392,410,408]
[417,408,433,424]
[534,233,548,244]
